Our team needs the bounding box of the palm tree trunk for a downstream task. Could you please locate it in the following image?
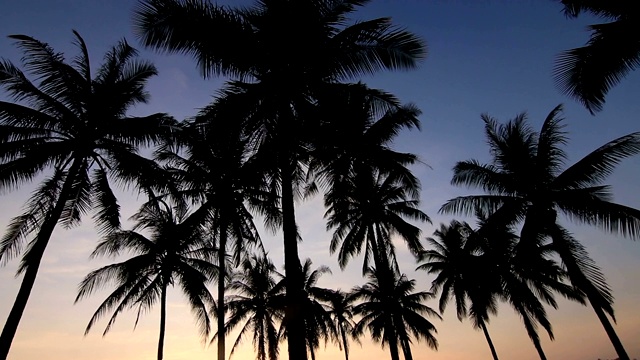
[400,336,413,360]
[340,330,349,360]
[158,281,167,360]
[479,320,500,360]
[588,301,630,360]
[386,322,401,360]
[549,228,630,360]
[0,160,82,360]
[280,163,307,360]
[218,222,227,360]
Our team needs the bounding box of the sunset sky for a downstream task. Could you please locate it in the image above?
[1,1,639,360]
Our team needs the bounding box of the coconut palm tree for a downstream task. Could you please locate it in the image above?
[0,31,172,359]
[221,255,285,360]
[75,200,218,360]
[440,104,640,360]
[325,167,430,276]
[314,83,427,275]
[154,102,277,360]
[352,267,440,360]
[417,220,501,360]
[134,2,426,358]
[279,258,336,360]
[324,289,359,360]
[553,0,640,113]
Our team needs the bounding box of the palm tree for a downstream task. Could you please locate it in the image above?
[222,255,285,360]
[75,200,218,360]
[324,290,359,360]
[155,103,277,360]
[553,0,639,113]
[417,220,501,360]
[440,104,640,360]
[0,32,172,359]
[352,267,440,360]
[134,2,426,358]
[325,168,430,275]
[312,83,427,274]
[280,258,336,360]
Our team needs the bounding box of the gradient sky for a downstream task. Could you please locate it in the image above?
[1,1,639,360]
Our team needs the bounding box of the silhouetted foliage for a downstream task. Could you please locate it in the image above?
[76,200,217,360]
[441,104,640,360]
[0,31,173,359]
[554,0,640,113]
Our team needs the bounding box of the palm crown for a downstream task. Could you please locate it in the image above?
[75,201,218,360]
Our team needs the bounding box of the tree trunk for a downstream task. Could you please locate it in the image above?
[589,301,630,360]
[399,335,413,360]
[549,227,630,360]
[218,222,227,360]
[479,320,500,360]
[340,329,349,360]
[386,322,401,360]
[281,165,307,360]
[158,282,167,360]
[0,161,82,360]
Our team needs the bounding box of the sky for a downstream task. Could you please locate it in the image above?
[1,1,639,360]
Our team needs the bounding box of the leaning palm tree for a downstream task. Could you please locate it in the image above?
[75,200,218,360]
[0,31,172,359]
[352,267,440,360]
[553,0,639,113]
[134,2,426,358]
[441,104,640,360]
[222,255,285,360]
[155,103,277,360]
[417,220,501,360]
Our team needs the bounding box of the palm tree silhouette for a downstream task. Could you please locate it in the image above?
[280,258,336,360]
[553,0,639,113]
[75,200,218,360]
[222,255,285,360]
[352,267,440,360]
[155,104,277,359]
[441,104,640,360]
[417,220,501,360]
[0,32,172,359]
[315,84,428,275]
[134,2,425,358]
[326,167,430,275]
[324,289,359,360]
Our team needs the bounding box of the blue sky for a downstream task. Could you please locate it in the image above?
[1,1,639,360]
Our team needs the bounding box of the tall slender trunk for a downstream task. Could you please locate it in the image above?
[158,281,167,360]
[479,320,500,360]
[340,329,349,360]
[281,164,307,360]
[0,160,82,360]
[589,302,629,360]
[399,332,413,360]
[386,321,401,360]
[217,222,227,360]
[550,228,630,360]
